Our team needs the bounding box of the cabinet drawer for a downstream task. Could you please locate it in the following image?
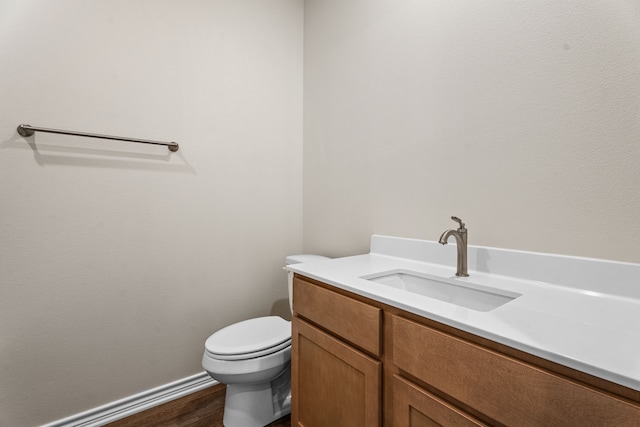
[393,315,640,427]
[293,276,381,356]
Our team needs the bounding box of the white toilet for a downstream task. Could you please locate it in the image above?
[202,254,328,427]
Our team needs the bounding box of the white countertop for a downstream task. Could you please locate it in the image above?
[287,235,640,391]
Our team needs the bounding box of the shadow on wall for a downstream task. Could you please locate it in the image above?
[2,130,196,174]
[270,298,292,321]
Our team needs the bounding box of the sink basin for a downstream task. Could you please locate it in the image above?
[361,270,520,312]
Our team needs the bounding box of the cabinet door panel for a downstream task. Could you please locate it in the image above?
[292,317,381,427]
[393,375,487,427]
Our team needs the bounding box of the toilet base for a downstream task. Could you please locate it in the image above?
[223,365,291,427]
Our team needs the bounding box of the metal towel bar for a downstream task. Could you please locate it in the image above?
[17,124,179,152]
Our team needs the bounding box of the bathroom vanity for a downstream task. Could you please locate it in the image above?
[288,235,640,426]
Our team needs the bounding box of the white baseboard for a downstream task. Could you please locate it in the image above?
[41,372,218,427]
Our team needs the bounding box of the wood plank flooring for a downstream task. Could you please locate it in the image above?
[105,383,291,427]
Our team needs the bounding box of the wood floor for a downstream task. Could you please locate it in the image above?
[105,383,291,427]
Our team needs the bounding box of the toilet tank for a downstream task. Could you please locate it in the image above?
[286,254,329,312]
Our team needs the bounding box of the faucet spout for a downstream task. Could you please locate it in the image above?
[438,217,469,277]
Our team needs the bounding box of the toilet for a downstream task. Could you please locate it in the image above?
[202,254,329,427]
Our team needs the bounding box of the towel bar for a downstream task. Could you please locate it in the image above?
[17,124,179,152]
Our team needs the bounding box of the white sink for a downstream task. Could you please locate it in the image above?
[362,270,520,312]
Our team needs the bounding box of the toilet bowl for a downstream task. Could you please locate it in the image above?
[202,254,329,427]
[202,316,292,427]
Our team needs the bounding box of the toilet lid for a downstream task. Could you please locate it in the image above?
[205,316,291,358]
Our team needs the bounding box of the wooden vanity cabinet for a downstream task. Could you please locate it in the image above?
[292,275,640,427]
[292,276,382,427]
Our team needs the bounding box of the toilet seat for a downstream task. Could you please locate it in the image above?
[205,316,291,361]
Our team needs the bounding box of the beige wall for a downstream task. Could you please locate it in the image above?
[303,0,640,263]
[0,1,303,426]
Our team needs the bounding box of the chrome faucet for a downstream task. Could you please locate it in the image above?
[438,216,469,277]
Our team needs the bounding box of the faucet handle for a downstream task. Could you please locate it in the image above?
[451,216,465,229]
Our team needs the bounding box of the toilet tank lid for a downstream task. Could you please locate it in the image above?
[286,254,330,265]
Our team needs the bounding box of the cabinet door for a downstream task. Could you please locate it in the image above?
[393,375,487,427]
[292,317,381,427]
